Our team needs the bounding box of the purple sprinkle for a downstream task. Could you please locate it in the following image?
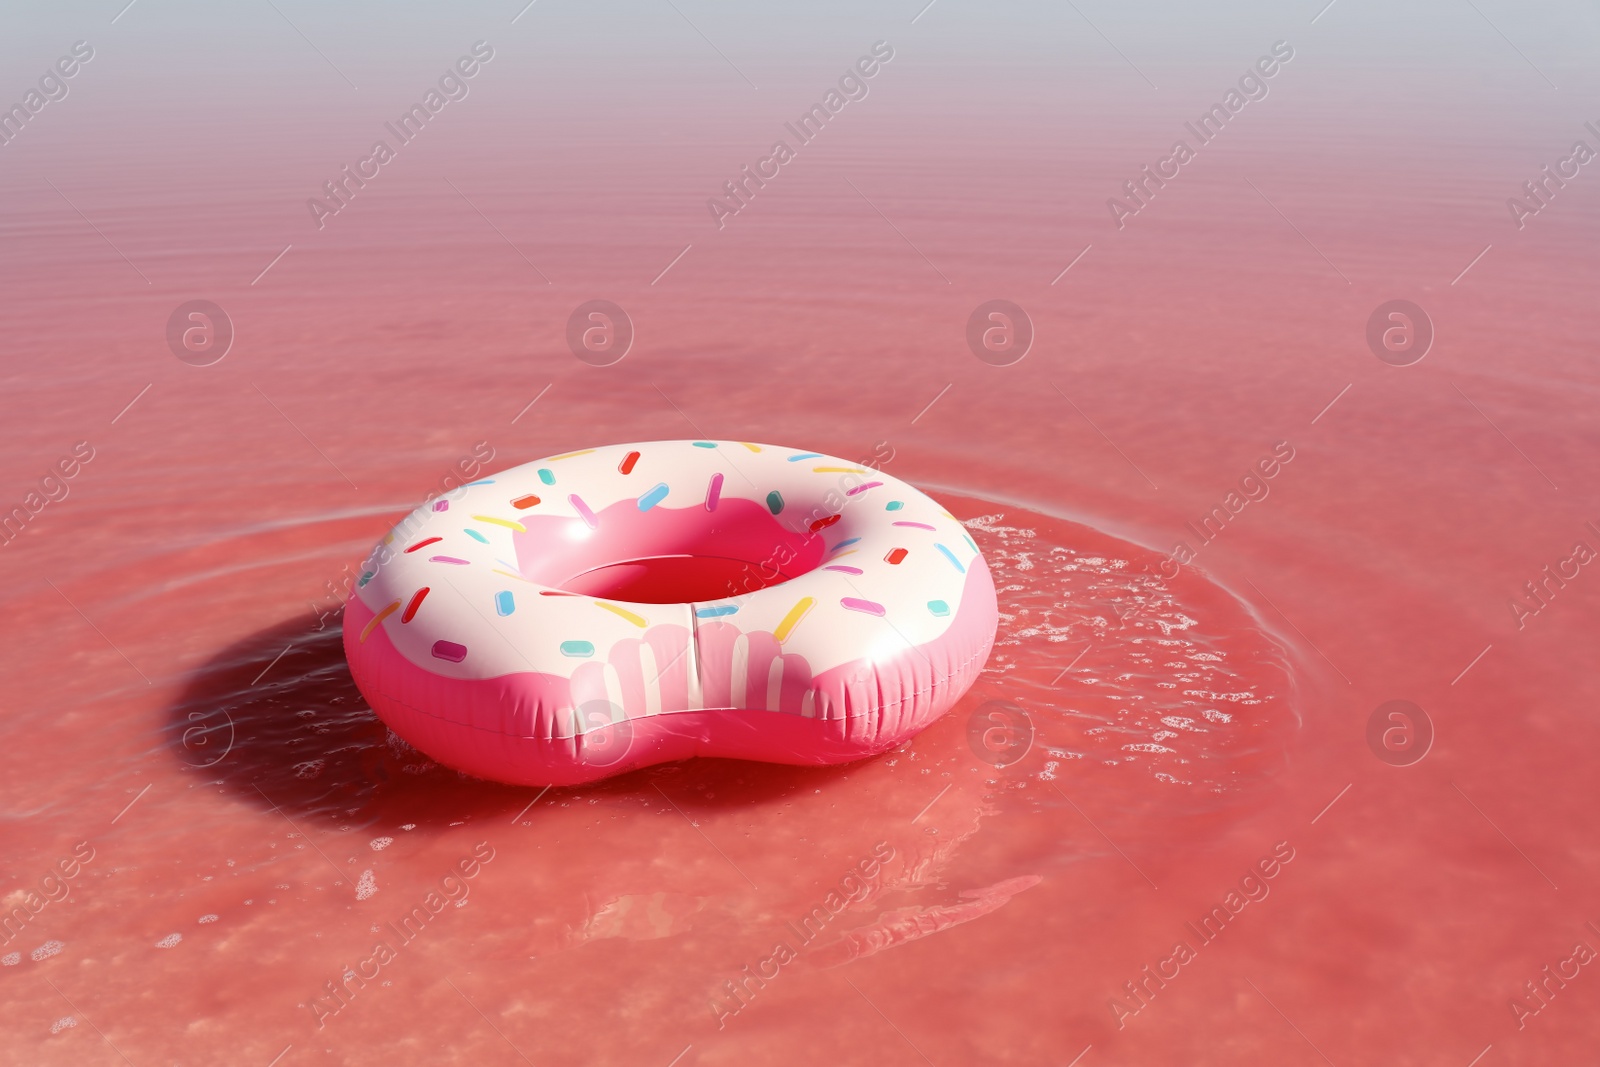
[569,493,598,529]
[429,556,470,565]
[892,521,936,531]
[845,481,883,496]
[431,640,467,663]
[840,597,885,616]
[824,565,864,575]
[432,500,449,512]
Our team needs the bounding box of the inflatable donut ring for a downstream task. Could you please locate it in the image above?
[342,440,998,786]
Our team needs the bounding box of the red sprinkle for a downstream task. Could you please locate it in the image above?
[619,451,641,475]
[404,537,442,553]
[885,547,908,565]
[809,514,842,532]
[401,587,430,623]
[511,494,541,509]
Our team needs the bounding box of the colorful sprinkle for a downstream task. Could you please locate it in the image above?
[886,500,904,511]
[405,537,442,553]
[473,515,527,532]
[935,543,966,573]
[538,589,581,596]
[773,597,815,643]
[465,529,489,544]
[466,479,495,486]
[619,451,641,475]
[357,571,375,588]
[360,601,400,642]
[560,640,595,657]
[637,483,670,511]
[787,452,822,462]
[492,568,533,583]
[511,494,541,509]
[695,604,740,618]
[766,491,784,514]
[594,601,648,627]
[885,548,908,565]
[382,533,395,544]
[429,555,470,566]
[546,449,596,461]
[432,500,449,512]
[431,640,468,663]
[893,521,937,531]
[927,600,950,617]
[401,588,430,623]
[570,494,598,528]
[840,597,886,617]
[537,468,556,486]
[824,564,864,575]
[812,466,867,474]
[739,442,762,452]
[692,441,718,448]
[846,481,883,496]
[494,591,515,616]
[705,472,724,511]
[829,537,862,554]
[962,532,979,552]
[810,514,842,532]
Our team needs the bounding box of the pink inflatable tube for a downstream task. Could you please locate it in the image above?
[343,441,998,785]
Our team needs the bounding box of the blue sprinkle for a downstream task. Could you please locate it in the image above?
[766,491,784,514]
[692,441,718,448]
[934,543,966,573]
[560,640,594,657]
[466,479,495,486]
[696,604,740,618]
[831,537,862,552]
[495,591,515,616]
[927,600,950,617]
[787,452,822,462]
[465,529,489,544]
[886,500,904,511]
[537,468,555,485]
[638,483,670,510]
[357,571,375,588]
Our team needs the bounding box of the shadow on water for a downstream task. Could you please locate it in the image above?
[161,613,859,832]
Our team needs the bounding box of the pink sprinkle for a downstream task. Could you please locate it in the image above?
[705,472,724,511]
[569,493,598,529]
[429,556,470,565]
[431,640,467,663]
[432,500,449,512]
[824,565,864,575]
[845,481,883,496]
[840,597,885,616]
[892,521,936,531]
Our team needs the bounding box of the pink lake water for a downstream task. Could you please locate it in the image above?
[2,2,1599,1064]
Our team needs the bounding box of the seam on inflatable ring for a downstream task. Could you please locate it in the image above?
[356,630,995,743]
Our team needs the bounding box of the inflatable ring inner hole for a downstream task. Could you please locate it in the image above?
[515,495,829,604]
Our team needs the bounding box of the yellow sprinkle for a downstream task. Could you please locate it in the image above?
[773,597,815,643]
[812,466,867,474]
[828,549,857,559]
[382,533,395,545]
[594,601,648,627]
[472,515,527,532]
[492,569,533,583]
[360,601,400,643]
[739,442,762,452]
[546,449,597,461]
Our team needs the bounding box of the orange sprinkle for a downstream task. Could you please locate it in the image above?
[360,601,401,643]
